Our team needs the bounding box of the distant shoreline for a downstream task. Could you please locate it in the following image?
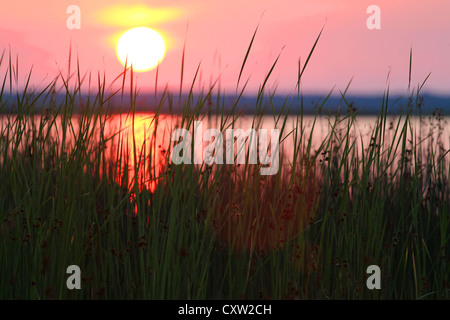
[1,93,449,115]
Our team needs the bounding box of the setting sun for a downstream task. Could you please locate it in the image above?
[116,27,165,72]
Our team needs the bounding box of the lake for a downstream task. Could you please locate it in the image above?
[1,112,449,193]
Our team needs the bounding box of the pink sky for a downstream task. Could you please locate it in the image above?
[1,0,450,95]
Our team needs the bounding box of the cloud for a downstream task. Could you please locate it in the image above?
[96,4,183,27]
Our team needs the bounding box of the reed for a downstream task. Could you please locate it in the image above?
[0,32,448,299]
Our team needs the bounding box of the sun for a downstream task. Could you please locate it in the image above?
[116,27,166,72]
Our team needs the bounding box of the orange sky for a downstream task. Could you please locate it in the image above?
[1,0,450,95]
